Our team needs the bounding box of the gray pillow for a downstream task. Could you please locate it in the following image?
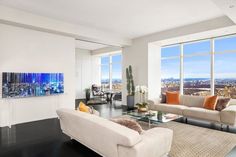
[160,93,166,103]
[215,98,231,111]
[111,118,143,134]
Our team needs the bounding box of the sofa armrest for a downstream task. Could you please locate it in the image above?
[147,98,160,110]
[118,128,173,157]
[220,105,236,126]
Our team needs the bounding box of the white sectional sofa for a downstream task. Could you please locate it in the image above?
[56,108,173,157]
[148,95,236,127]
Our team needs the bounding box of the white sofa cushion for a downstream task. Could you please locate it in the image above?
[57,108,141,157]
[154,103,188,115]
[183,107,221,122]
[180,95,205,108]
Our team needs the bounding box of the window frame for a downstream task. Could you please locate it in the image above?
[183,39,212,96]
[100,53,122,91]
[161,35,236,98]
[161,44,181,93]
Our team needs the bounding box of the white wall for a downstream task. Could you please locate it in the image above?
[75,48,100,99]
[122,16,235,105]
[148,43,161,102]
[0,23,75,127]
[122,40,148,105]
[75,49,92,99]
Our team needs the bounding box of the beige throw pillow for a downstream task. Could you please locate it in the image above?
[111,118,143,134]
[215,98,231,111]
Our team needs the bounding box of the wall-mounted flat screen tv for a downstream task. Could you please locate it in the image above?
[2,72,64,98]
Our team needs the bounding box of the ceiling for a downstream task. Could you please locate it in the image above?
[0,0,225,39]
[75,40,107,50]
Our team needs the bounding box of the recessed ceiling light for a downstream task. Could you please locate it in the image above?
[229,5,234,8]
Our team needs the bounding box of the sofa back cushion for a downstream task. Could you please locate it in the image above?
[229,99,236,106]
[180,95,205,108]
[57,109,141,157]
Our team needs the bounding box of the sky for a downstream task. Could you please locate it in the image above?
[101,54,122,80]
[161,36,236,79]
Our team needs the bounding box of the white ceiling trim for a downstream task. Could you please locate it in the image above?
[152,25,236,47]
[0,5,132,47]
[75,40,107,50]
[91,46,122,56]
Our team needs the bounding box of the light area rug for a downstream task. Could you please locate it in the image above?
[138,121,236,157]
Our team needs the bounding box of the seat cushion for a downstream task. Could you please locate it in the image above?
[153,103,187,115]
[183,107,221,122]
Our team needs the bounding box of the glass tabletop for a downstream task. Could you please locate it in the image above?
[122,110,182,123]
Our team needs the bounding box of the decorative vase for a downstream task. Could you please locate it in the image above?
[138,107,148,112]
[157,112,163,121]
[127,95,135,109]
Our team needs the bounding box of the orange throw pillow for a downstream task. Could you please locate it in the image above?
[203,96,218,110]
[166,91,180,104]
[78,102,90,113]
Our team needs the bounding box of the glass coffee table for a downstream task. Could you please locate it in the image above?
[122,110,182,128]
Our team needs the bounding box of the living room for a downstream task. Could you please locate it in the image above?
[1,0,236,157]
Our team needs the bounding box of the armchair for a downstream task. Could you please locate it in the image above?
[91,84,104,98]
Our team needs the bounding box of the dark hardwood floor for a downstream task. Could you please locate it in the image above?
[0,118,102,157]
[0,102,236,157]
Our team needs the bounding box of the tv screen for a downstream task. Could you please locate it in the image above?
[2,72,64,98]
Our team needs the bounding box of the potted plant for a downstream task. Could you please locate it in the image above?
[126,65,135,109]
[136,102,148,112]
[84,88,91,102]
[135,85,148,112]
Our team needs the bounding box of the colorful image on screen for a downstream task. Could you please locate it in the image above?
[2,72,64,98]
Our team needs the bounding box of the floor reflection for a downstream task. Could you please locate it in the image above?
[1,125,16,146]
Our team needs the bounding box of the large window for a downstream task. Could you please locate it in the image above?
[161,35,236,98]
[101,56,110,90]
[100,53,122,91]
[112,54,122,91]
[161,45,180,93]
[183,40,211,96]
[214,36,236,98]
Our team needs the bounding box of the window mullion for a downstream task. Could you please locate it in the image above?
[210,39,215,96]
[180,44,184,95]
[109,55,112,90]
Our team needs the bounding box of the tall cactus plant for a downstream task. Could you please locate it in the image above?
[126,65,135,96]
